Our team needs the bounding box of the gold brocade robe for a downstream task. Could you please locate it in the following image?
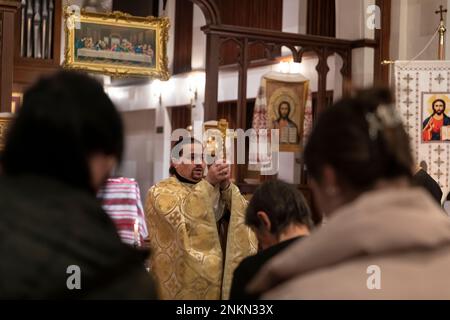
[145,177,257,300]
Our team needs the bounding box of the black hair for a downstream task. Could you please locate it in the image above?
[1,71,123,193]
[245,180,313,235]
[432,99,446,114]
[304,88,413,191]
[169,136,202,175]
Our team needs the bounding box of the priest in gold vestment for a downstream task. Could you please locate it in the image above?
[145,138,257,299]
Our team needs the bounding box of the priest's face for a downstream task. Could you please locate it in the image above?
[174,142,206,182]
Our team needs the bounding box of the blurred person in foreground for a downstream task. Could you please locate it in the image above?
[248,88,450,299]
[229,180,313,300]
[0,71,156,299]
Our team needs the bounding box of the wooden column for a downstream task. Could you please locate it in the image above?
[307,0,336,37]
[203,32,220,121]
[315,48,330,118]
[374,0,391,85]
[113,0,158,16]
[340,49,352,97]
[236,39,248,132]
[0,0,20,112]
[173,0,194,74]
[236,38,248,184]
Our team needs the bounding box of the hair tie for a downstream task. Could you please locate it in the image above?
[366,104,403,140]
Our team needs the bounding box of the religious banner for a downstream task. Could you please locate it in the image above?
[249,72,312,171]
[395,60,450,198]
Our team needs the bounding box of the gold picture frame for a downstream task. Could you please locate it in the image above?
[63,9,170,79]
[0,114,14,151]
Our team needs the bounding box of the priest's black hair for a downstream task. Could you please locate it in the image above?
[245,180,313,235]
[304,88,413,191]
[1,71,124,193]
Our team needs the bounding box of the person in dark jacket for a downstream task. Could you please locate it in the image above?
[0,71,156,299]
[412,166,443,205]
[229,180,313,300]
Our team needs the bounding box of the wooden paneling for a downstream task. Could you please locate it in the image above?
[200,23,376,125]
[311,90,334,121]
[170,105,191,131]
[215,0,282,65]
[217,98,255,130]
[173,0,193,74]
[217,100,236,130]
[307,0,336,37]
[374,0,391,85]
[112,0,158,17]
[217,98,255,182]
[0,1,21,112]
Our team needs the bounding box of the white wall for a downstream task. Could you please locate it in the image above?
[336,0,375,89]
[120,109,156,199]
[192,5,206,70]
[391,0,443,62]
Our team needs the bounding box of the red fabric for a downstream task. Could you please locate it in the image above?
[423,117,444,141]
[97,177,148,246]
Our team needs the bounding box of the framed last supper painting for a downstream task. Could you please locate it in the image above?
[63,8,170,79]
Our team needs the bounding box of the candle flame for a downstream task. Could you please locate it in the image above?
[134,218,140,247]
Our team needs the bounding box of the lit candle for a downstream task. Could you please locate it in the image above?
[133,218,140,247]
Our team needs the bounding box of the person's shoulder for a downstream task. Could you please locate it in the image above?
[146,177,183,207]
[149,177,180,192]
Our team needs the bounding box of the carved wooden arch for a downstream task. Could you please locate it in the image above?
[190,0,221,25]
[335,49,353,96]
